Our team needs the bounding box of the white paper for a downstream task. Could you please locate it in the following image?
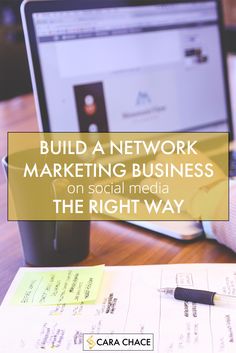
[0,264,236,352]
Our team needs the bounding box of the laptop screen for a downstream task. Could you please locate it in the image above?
[32,1,229,133]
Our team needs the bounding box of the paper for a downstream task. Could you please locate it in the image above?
[10,265,104,305]
[0,264,236,353]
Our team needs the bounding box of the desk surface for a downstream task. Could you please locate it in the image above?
[1,59,236,304]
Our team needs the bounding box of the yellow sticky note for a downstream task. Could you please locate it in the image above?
[11,265,104,306]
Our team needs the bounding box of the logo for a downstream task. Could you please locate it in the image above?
[136,91,152,106]
[83,333,154,351]
[87,336,96,350]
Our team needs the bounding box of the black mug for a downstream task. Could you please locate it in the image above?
[2,155,90,267]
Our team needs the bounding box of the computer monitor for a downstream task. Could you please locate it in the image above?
[21,0,234,241]
[22,0,233,137]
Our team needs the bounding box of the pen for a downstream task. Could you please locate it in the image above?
[159,287,236,307]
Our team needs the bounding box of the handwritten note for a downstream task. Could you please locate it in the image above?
[1,265,236,352]
[10,265,104,305]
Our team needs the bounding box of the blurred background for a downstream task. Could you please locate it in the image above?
[0,0,31,101]
[0,0,236,102]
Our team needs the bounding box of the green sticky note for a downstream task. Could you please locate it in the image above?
[11,265,104,306]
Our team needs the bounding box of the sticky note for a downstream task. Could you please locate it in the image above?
[11,265,104,306]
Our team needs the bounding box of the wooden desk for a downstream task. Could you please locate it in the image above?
[1,61,236,304]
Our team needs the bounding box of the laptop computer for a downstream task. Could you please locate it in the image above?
[21,0,234,240]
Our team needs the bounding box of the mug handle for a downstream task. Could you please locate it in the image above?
[52,178,74,252]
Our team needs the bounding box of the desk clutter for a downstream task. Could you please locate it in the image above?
[0,264,236,352]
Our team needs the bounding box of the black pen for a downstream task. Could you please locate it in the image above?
[159,287,236,307]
